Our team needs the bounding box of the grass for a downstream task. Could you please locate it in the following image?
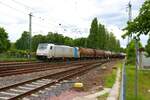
[126,64,150,100]
[97,93,109,100]
[0,53,36,62]
[104,61,122,88]
[97,61,122,100]
[104,68,117,88]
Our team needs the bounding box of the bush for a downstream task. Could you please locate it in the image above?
[1,49,35,59]
[126,40,142,64]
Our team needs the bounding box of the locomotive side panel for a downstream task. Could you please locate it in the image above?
[73,47,80,58]
[53,45,74,58]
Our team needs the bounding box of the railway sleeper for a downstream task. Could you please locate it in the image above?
[0,61,107,100]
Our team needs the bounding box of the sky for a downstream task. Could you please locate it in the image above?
[0,0,147,48]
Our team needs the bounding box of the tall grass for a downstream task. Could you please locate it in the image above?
[126,65,150,100]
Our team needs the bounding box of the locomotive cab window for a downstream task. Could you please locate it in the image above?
[50,46,53,50]
[38,44,48,50]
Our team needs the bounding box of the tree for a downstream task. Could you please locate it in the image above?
[127,39,142,63]
[46,32,64,45]
[98,24,106,49]
[74,38,87,47]
[116,40,121,52]
[120,47,126,53]
[123,0,150,38]
[145,37,150,56]
[15,31,30,50]
[64,37,74,46]
[87,17,98,48]
[110,33,121,52]
[32,34,47,51]
[0,27,10,52]
[87,17,121,51]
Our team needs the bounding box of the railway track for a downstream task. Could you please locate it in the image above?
[0,61,45,67]
[0,60,107,100]
[0,60,102,77]
[0,59,97,67]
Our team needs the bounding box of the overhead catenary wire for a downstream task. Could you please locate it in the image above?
[11,0,33,11]
[10,0,55,25]
[11,0,57,26]
[10,0,84,34]
[0,0,84,36]
[0,1,49,31]
[0,0,27,15]
[0,0,45,23]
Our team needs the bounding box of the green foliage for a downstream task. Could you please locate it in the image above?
[127,40,142,63]
[88,17,99,48]
[104,68,117,88]
[87,17,121,52]
[74,38,87,47]
[10,43,16,50]
[15,31,30,50]
[0,50,36,61]
[0,27,10,52]
[32,34,47,51]
[119,47,126,53]
[123,0,150,38]
[126,64,150,100]
[31,32,88,51]
[13,17,121,52]
[7,49,31,57]
[46,32,65,45]
[104,61,122,88]
[127,40,136,63]
[15,31,75,52]
[97,24,105,49]
[145,37,150,57]
[97,93,108,100]
[63,36,74,46]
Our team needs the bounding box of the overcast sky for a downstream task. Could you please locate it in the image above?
[0,0,147,47]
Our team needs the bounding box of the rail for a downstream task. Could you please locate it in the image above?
[0,60,107,100]
[0,60,101,77]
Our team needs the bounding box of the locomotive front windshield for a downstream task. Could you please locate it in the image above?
[38,44,48,50]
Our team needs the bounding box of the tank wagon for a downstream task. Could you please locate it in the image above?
[36,43,125,60]
[97,50,105,58]
[104,51,111,58]
[79,47,95,58]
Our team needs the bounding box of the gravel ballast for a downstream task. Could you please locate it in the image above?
[0,66,78,88]
[0,60,120,100]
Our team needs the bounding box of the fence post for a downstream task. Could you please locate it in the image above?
[120,62,126,100]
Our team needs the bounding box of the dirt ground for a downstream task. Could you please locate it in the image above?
[47,60,119,100]
[0,60,119,100]
[73,60,118,92]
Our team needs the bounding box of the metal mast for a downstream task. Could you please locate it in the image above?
[128,1,132,44]
[29,12,32,52]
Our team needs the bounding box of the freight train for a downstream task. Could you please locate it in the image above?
[36,43,125,60]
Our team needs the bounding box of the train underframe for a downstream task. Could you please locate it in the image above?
[36,55,124,62]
